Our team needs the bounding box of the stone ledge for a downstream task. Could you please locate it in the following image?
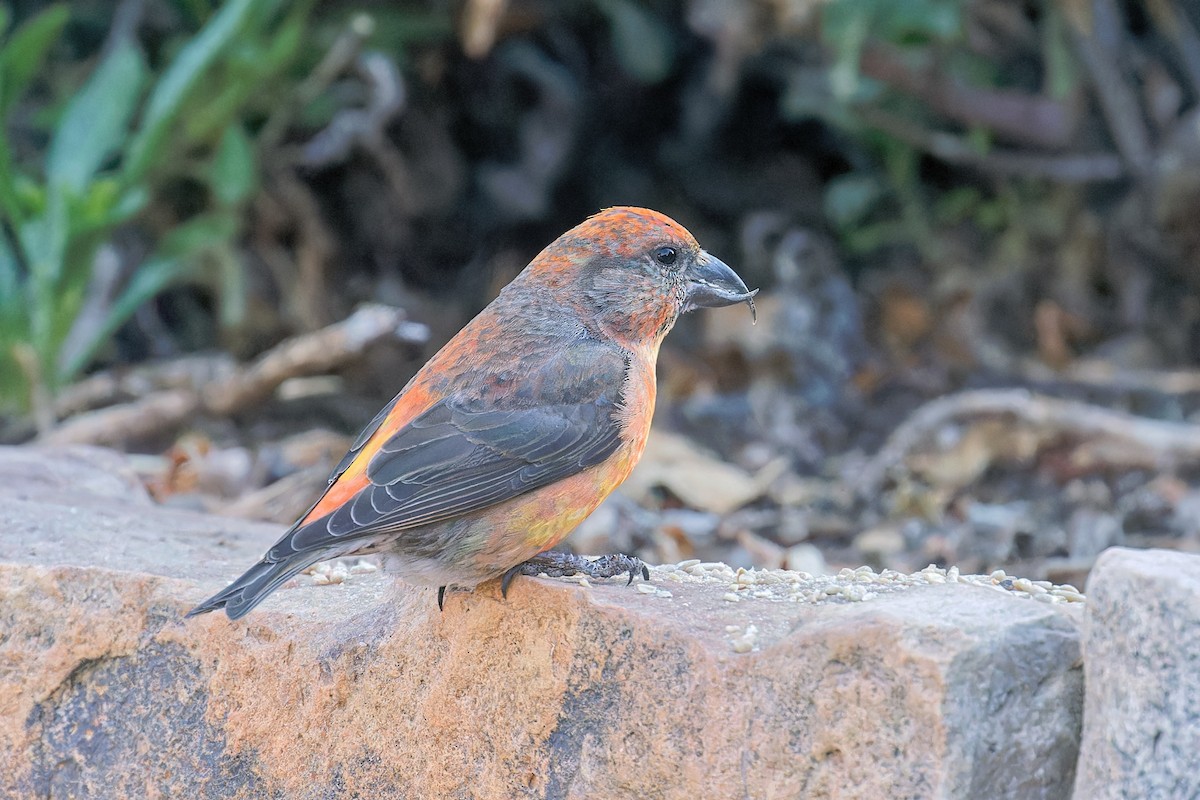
[0,446,1084,799]
[1074,547,1200,799]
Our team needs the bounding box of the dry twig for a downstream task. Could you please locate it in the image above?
[53,354,237,418]
[857,106,1125,182]
[40,305,428,447]
[856,388,1200,498]
[1044,361,1200,396]
[1064,0,1154,178]
[860,42,1080,150]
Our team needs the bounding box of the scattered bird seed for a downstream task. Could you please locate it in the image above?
[730,623,759,653]
[622,559,1089,607]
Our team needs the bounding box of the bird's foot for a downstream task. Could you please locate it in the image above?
[501,551,650,597]
[437,585,447,611]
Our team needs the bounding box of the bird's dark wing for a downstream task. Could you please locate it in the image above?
[270,340,628,559]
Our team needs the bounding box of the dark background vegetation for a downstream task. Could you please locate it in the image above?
[4,0,1200,585]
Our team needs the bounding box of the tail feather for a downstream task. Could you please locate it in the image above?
[187,555,319,620]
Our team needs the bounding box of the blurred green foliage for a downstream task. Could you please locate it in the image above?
[597,0,677,85]
[802,0,1079,263]
[0,0,309,416]
[815,0,970,261]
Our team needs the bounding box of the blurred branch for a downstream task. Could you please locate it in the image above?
[860,41,1080,150]
[856,388,1200,499]
[40,305,428,446]
[258,13,376,153]
[1144,0,1200,98]
[461,0,510,59]
[1049,362,1200,395]
[1064,0,1154,178]
[261,168,337,329]
[856,106,1125,182]
[297,52,408,176]
[53,354,237,418]
[39,390,201,448]
[255,16,409,329]
[201,304,425,415]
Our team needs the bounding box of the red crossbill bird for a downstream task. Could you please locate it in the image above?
[188,207,756,619]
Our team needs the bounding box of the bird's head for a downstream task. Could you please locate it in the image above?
[523,207,757,346]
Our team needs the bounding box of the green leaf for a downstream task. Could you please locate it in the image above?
[61,213,237,379]
[182,77,253,143]
[1042,7,1078,100]
[212,243,246,328]
[19,187,67,287]
[0,5,70,115]
[0,123,25,227]
[822,1,871,101]
[933,186,982,225]
[123,0,257,185]
[182,0,309,144]
[824,173,886,228]
[843,219,907,255]
[17,187,67,381]
[599,0,675,84]
[965,126,992,156]
[0,222,20,308]
[74,178,123,230]
[108,186,150,224]
[47,40,146,193]
[877,0,962,44]
[210,124,256,205]
[158,212,240,259]
[259,3,308,73]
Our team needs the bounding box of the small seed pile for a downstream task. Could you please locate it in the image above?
[303,559,378,585]
[640,560,1087,607]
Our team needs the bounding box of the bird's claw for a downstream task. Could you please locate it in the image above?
[500,551,649,597]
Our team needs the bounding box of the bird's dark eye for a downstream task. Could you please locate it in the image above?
[654,246,678,266]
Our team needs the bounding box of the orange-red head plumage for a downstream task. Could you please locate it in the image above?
[505,206,752,346]
[535,207,700,263]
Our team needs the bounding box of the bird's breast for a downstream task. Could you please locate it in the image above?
[612,344,658,481]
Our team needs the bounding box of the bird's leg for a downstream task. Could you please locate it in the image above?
[500,551,650,597]
[437,586,447,611]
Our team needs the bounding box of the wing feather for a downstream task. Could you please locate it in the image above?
[271,339,628,559]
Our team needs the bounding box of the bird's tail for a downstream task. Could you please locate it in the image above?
[186,554,319,621]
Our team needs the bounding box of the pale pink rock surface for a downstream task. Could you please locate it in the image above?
[0,446,1084,799]
[1075,547,1200,800]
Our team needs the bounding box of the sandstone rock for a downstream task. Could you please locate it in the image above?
[1074,547,1200,799]
[0,446,1085,799]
